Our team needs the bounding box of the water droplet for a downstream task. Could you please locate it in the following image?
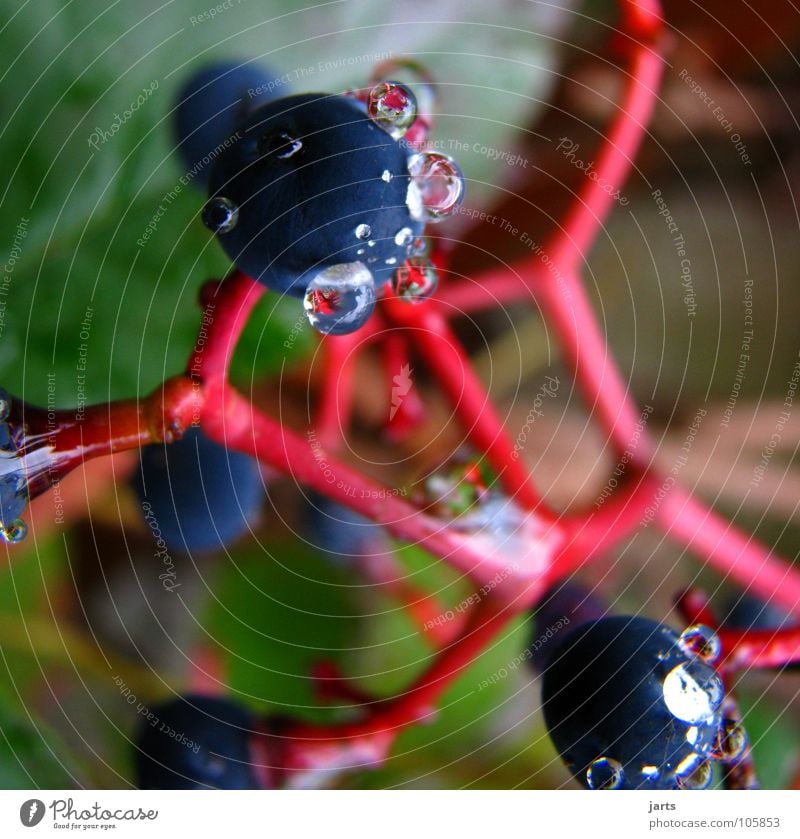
[201,197,238,234]
[356,248,366,256]
[663,661,724,724]
[258,130,303,159]
[369,59,436,115]
[392,257,438,303]
[586,757,624,790]
[676,758,713,790]
[355,223,372,240]
[406,152,464,222]
[381,170,392,183]
[0,391,9,421]
[0,518,27,544]
[367,240,376,248]
[411,236,428,256]
[385,256,397,266]
[394,227,413,247]
[679,624,721,664]
[712,715,747,761]
[303,263,376,336]
[367,81,417,139]
[641,765,660,780]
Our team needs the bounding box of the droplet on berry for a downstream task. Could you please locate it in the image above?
[257,129,303,159]
[679,624,721,664]
[711,714,747,761]
[367,81,417,139]
[392,257,438,302]
[675,757,713,790]
[406,152,464,222]
[303,262,376,336]
[394,227,413,247]
[369,58,436,146]
[662,660,724,724]
[586,757,624,790]
[354,223,372,240]
[202,197,239,234]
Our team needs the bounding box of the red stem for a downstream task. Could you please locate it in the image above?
[719,626,800,672]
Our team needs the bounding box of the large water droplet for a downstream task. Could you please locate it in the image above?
[201,197,239,234]
[355,223,372,240]
[663,660,724,724]
[392,258,438,303]
[406,152,464,222]
[370,59,436,116]
[679,624,721,664]
[367,81,417,139]
[711,715,747,761]
[586,757,624,790]
[676,758,713,790]
[258,130,303,159]
[303,263,376,336]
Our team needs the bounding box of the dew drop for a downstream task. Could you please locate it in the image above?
[679,624,722,664]
[258,130,303,159]
[201,197,239,234]
[303,263,376,336]
[381,169,392,183]
[356,248,366,256]
[367,81,417,139]
[406,152,464,222]
[711,715,747,761]
[367,240,376,248]
[394,227,413,247]
[663,661,724,724]
[355,223,372,240]
[0,518,28,544]
[586,757,624,790]
[385,257,397,266]
[392,257,438,303]
[676,758,713,790]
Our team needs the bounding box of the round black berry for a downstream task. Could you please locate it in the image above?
[542,616,725,790]
[133,427,263,554]
[206,92,425,295]
[134,695,258,789]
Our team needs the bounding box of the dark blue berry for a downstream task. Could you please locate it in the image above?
[542,616,725,789]
[133,427,263,553]
[722,593,794,632]
[134,695,258,789]
[173,60,282,187]
[205,92,424,295]
[303,492,386,566]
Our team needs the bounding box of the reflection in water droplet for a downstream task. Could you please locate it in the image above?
[663,661,724,724]
[355,223,372,240]
[367,81,417,139]
[586,757,624,790]
[201,197,239,234]
[406,152,464,222]
[641,765,660,780]
[712,715,747,761]
[392,257,438,303]
[411,236,428,256]
[676,758,713,790]
[679,624,722,663]
[303,263,376,336]
[258,130,303,159]
[394,227,413,247]
[0,518,28,544]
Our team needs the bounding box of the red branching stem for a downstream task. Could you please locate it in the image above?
[656,487,800,619]
[675,588,717,629]
[383,298,549,514]
[718,626,800,673]
[314,332,361,449]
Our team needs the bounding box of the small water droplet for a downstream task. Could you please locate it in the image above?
[392,257,438,303]
[303,263,376,336]
[641,765,660,780]
[356,248,366,256]
[679,624,722,664]
[367,240,376,248]
[355,223,372,240]
[406,152,464,222]
[258,130,303,159]
[394,227,413,247]
[381,169,392,183]
[711,715,747,761]
[676,758,713,790]
[367,81,417,139]
[663,661,724,724]
[586,757,624,790]
[385,256,397,266]
[201,197,239,234]
[0,518,28,544]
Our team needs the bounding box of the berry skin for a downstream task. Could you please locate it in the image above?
[542,616,725,790]
[133,427,263,554]
[134,695,258,789]
[722,593,794,632]
[205,92,425,295]
[174,60,281,187]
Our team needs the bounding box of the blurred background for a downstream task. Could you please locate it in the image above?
[1,0,799,789]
